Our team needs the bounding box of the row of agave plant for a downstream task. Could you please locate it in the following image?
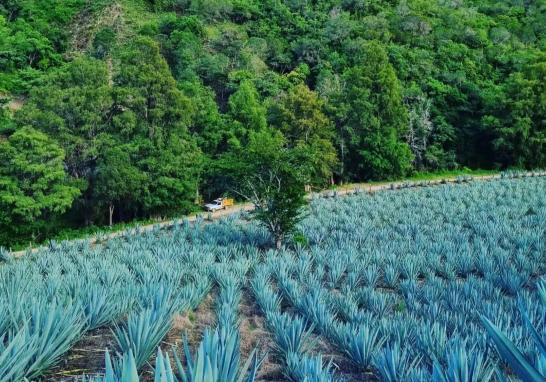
[0,173,544,381]
[258,246,546,381]
[0,213,271,381]
[86,259,262,381]
[314,170,546,197]
[251,265,342,382]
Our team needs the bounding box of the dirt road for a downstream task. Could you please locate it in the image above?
[9,172,545,258]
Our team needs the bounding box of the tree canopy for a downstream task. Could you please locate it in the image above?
[1,0,546,246]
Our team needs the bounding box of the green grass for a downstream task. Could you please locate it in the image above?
[406,168,498,181]
[8,218,158,252]
[336,168,499,189]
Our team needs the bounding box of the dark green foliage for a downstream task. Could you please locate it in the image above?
[17,57,112,180]
[0,127,80,245]
[92,27,116,59]
[339,42,414,180]
[2,38,202,245]
[112,37,203,218]
[221,129,309,249]
[1,0,546,246]
[269,83,338,186]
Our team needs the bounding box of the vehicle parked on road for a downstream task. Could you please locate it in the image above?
[204,197,234,212]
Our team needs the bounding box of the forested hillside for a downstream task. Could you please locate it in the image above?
[1,0,545,246]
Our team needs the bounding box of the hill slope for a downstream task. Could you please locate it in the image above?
[0,0,545,246]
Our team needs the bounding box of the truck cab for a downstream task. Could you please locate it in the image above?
[204,197,234,212]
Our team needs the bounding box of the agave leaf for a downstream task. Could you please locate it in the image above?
[104,350,115,381]
[519,304,546,356]
[237,349,259,382]
[480,315,546,382]
[538,282,546,306]
[121,350,140,382]
[154,348,177,382]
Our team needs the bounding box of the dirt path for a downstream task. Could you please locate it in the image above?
[10,172,545,259]
[238,289,286,381]
[43,327,116,381]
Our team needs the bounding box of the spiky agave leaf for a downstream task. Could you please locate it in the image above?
[80,287,130,330]
[251,277,281,315]
[431,340,494,382]
[0,327,37,381]
[154,348,177,382]
[173,327,260,382]
[114,305,174,369]
[216,303,239,332]
[480,315,545,382]
[373,343,421,382]
[113,350,140,382]
[285,353,340,382]
[266,311,315,357]
[339,323,386,370]
[518,301,546,356]
[538,280,546,306]
[24,302,86,379]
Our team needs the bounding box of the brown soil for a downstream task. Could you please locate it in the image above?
[239,289,286,382]
[43,326,116,381]
[139,291,217,382]
[43,292,216,381]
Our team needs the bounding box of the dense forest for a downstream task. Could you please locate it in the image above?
[0,0,545,246]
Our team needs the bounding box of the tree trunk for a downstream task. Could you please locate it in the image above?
[109,204,114,227]
[275,236,282,250]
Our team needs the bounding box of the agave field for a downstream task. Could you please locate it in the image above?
[0,176,545,381]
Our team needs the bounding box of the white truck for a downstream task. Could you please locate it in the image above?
[204,197,234,212]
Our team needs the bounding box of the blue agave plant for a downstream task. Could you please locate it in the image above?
[172,327,260,382]
[431,340,494,382]
[114,305,174,369]
[338,323,386,370]
[480,281,546,381]
[285,353,340,382]
[266,311,315,357]
[373,343,421,382]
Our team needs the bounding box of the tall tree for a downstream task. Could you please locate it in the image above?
[93,144,145,226]
[228,80,267,146]
[114,37,203,217]
[17,57,112,180]
[221,128,308,249]
[16,57,112,224]
[340,41,413,180]
[0,127,79,245]
[269,83,338,186]
[493,61,546,169]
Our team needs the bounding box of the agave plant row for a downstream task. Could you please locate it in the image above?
[0,177,545,381]
[260,177,546,380]
[0,214,267,380]
[87,251,261,381]
[251,267,342,382]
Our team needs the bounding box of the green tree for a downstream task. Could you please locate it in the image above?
[493,61,546,168]
[0,127,79,245]
[228,80,267,146]
[114,37,203,217]
[17,57,112,180]
[269,83,338,186]
[93,144,145,226]
[221,129,308,249]
[16,57,112,224]
[340,42,413,180]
